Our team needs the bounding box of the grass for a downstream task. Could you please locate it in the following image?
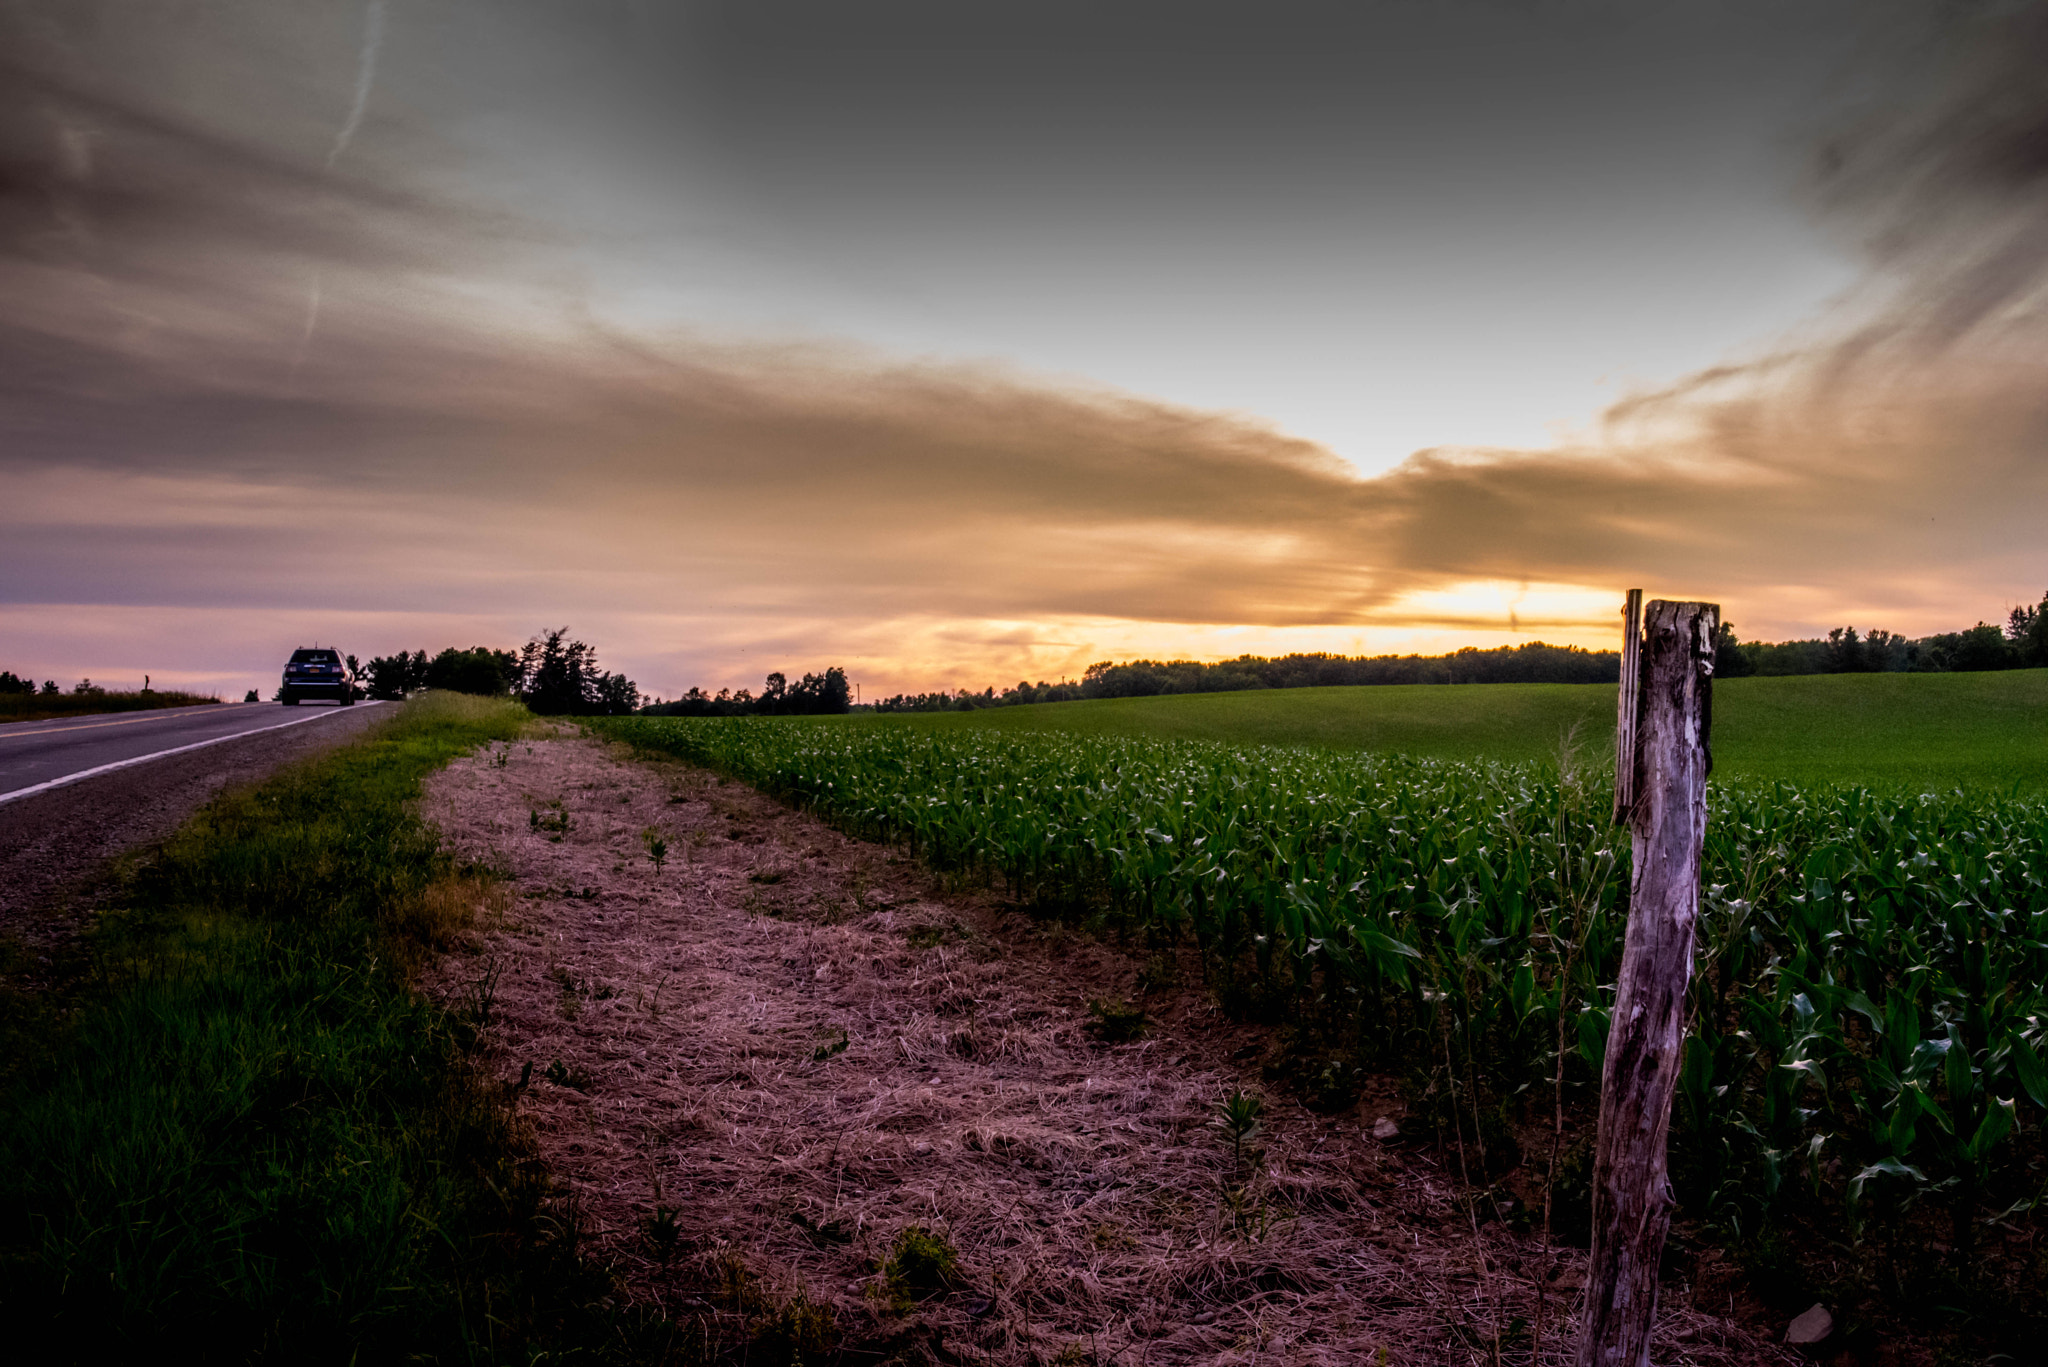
[894,669,2048,793]
[0,689,223,726]
[0,693,668,1363]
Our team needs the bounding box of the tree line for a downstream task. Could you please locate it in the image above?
[1716,592,2048,676]
[354,629,641,716]
[869,591,2048,712]
[874,641,1624,711]
[640,667,852,717]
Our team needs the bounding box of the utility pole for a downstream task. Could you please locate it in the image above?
[1580,592,1718,1367]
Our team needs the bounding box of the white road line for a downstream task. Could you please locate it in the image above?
[0,703,382,807]
[0,704,264,741]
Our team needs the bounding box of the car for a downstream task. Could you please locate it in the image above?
[280,647,355,705]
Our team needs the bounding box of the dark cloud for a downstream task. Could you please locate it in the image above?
[2,1,2045,693]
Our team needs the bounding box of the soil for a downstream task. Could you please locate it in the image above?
[422,733,1802,1366]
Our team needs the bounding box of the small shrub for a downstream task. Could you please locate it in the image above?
[882,1225,959,1303]
[529,800,572,837]
[1085,996,1147,1042]
[751,1289,839,1366]
[1217,1089,1265,1169]
[543,1058,594,1092]
[642,1205,682,1261]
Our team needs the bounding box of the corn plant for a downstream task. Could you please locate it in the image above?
[592,716,2048,1274]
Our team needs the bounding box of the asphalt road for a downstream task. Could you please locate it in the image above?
[0,700,381,804]
[0,700,390,966]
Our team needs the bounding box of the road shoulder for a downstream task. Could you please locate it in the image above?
[0,705,388,974]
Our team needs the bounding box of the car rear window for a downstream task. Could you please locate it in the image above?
[291,650,338,663]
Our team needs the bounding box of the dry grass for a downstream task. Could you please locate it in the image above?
[422,734,1798,1365]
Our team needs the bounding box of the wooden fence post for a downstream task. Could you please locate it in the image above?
[1579,596,1718,1367]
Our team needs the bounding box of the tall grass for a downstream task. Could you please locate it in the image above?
[0,695,659,1363]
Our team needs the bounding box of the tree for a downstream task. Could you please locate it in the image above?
[365,653,419,700]
[424,646,521,696]
[1712,623,1755,678]
[1825,627,1870,673]
[1863,629,1904,671]
[2007,591,2048,667]
[516,628,638,716]
[1954,623,2015,671]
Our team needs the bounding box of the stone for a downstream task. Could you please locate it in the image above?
[1372,1116,1400,1141]
[1786,1304,1833,1345]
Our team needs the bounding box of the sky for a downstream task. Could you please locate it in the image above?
[4,0,2047,699]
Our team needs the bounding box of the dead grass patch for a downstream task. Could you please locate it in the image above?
[422,733,1797,1365]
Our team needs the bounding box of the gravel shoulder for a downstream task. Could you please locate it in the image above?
[0,704,388,968]
[422,732,1794,1366]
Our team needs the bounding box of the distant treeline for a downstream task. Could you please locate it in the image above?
[1719,594,2048,676]
[356,628,641,715]
[867,591,2048,713]
[874,642,1621,712]
[641,668,851,717]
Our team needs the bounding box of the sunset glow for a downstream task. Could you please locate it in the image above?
[4,2,2045,699]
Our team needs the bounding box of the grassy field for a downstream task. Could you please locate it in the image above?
[895,669,2048,793]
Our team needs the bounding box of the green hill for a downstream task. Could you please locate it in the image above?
[890,669,2048,793]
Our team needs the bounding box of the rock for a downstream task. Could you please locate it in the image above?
[911,1140,932,1156]
[1192,1310,1217,1326]
[1786,1304,1833,1345]
[1372,1117,1400,1141]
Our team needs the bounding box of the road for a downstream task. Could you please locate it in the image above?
[0,700,389,966]
[0,701,381,804]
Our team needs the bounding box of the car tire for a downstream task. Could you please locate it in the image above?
[340,692,355,706]
[283,694,300,705]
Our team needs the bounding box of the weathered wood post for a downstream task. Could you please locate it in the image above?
[1579,594,1718,1367]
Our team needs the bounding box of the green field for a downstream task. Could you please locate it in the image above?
[595,709,2048,1332]
[894,669,2048,793]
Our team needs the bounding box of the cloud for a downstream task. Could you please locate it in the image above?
[2,3,2046,695]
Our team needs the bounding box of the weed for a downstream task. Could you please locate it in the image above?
[811,1029,849,1061]
[544,1058,595,1092]
[1217,1089,1265,1170]
[1220,1180,1271,1242]
[1085,996,1147,1043]
[1090,1222,1138,1252]
[751,1288,840,1367]
[642,825,668,872]
[467,956,502,1030]
[529,799,572,839]
[1136,952,1179,995]
[643,1204,683,1260]
[882,1224,960,1304]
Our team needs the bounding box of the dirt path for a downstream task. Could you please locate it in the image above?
[423,733,1788,1366]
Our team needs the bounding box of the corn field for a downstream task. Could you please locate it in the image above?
[594,715,2048,1282]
